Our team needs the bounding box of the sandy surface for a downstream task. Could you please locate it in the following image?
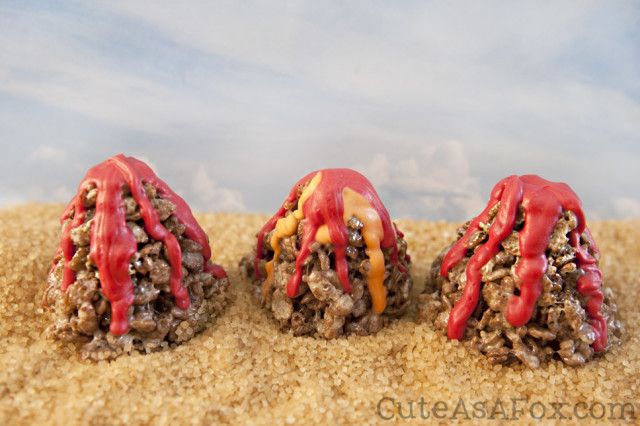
[0,204,638,425]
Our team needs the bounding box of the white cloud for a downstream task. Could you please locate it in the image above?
[358,141,485,220]
[0,184,72,206]
[96,1,640,132]
[612,197,640,219]
[0,8,245,137]
[2,1,638,148]
[28,145,67,162]
[52,185,73,203]
[190,165,245,212]
[0,2,638,219]
[0,193,27,207]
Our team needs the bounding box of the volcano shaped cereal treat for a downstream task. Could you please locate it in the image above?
[417,175,622,367]
[242,168,411,338]
[44,155,229,360]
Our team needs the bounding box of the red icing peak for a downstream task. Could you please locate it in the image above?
[255,168,400,301]
[440,175,607,351]
[57,154,226,336]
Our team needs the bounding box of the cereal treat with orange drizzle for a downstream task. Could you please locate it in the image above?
[44,155,229,360]
[417,175,622,367]
[241,169,412,338]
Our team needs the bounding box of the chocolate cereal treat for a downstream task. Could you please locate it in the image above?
[241,168,412,338]
[417,175,622,368]
[44,155,229,360]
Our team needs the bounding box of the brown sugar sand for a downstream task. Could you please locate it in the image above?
[0,204,638,425]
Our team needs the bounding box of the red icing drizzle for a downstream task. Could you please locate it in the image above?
[255,168,400,298]
[440,175,607,351]
[57,154,226,336]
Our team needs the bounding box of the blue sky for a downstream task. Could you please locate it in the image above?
[1,1,639,220]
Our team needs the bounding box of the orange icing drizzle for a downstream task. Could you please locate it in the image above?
[255,169,401,313]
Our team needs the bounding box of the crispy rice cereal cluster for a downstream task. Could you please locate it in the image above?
[44,184,229,360]
[417,207,622,368]
[242,217,411,338]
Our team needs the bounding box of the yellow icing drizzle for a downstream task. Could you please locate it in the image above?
[262,172,322,300]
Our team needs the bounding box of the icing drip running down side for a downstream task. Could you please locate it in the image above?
[440,175,607,351]
[56,154,227,336]
[255,169,401,314]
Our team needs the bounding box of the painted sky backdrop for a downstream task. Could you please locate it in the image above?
[1,1,639,220]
